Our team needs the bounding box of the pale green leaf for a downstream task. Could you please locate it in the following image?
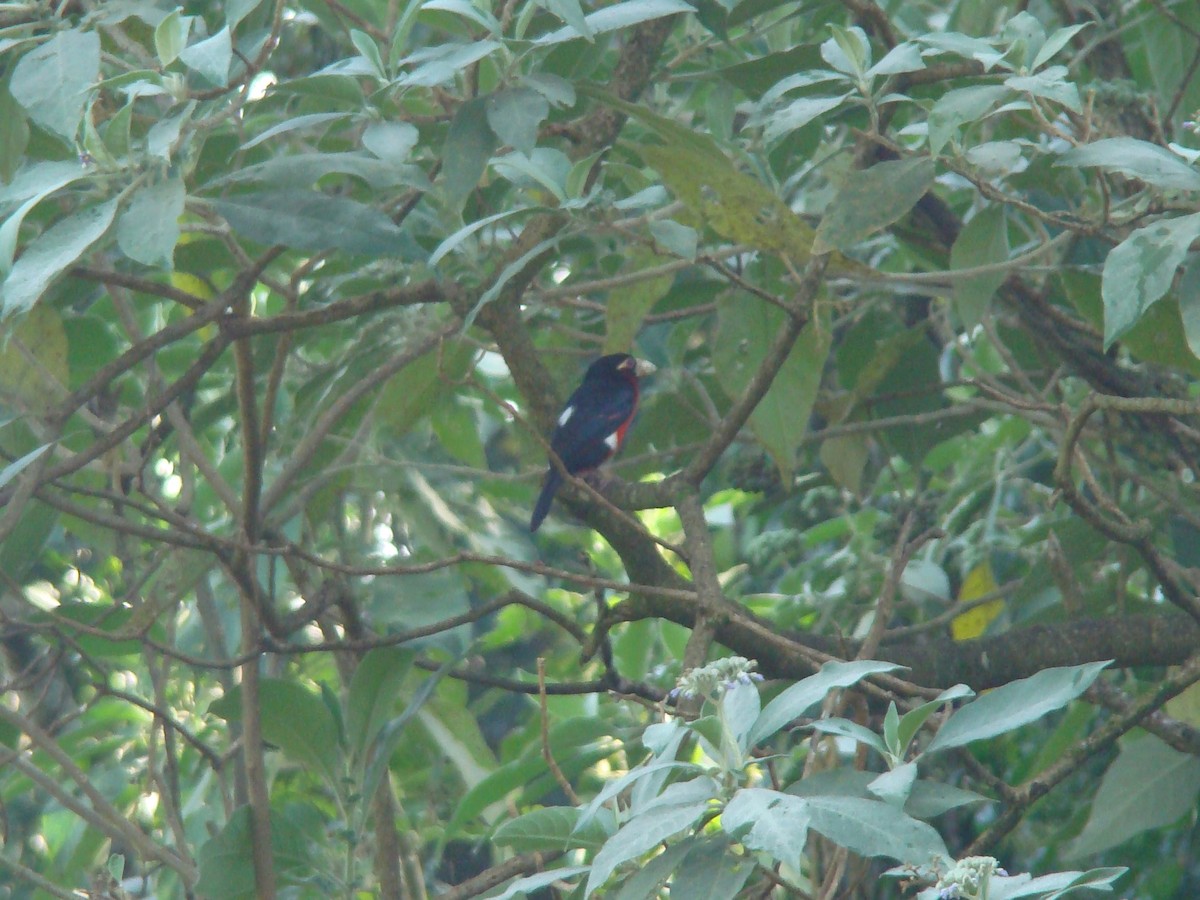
[722,788,810,866]
[669,839,754,899]
[951,204,1009,327]
[536,0,593,41]
[537,0,693,45]
[926,661,1112,753]
[1100,212,1200,348]
[362,120,419,163]
[483,866,590,900]
[1179,255,1200,360]
[809,718,890,757]
[211,191,409,256]
[584,800,709,896]
[396,40,502,87]
[813,157,935,254]
[441,97,499,210]
[486,88,550,157]
[494,806,611,852]
[762,94,849,144]
[928,84,1009,155]
[1067,733,1200,858]
[117,177,185,267]
[154,10,188,66]
[0,443,51,491]
[1058,137,1200,192]
[10,29,101,140]
[179,26,232,85]
[804,795,951,864]
[750,660,906,746]
[2,198,118,318]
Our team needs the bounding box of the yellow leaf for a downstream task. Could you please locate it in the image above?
[951,561,1004,641]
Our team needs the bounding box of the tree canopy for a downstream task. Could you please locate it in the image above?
[2,0,1200,897]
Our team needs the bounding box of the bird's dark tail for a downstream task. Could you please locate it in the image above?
[529,468,561,532]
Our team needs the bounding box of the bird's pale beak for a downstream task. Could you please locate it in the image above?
[634,359,656,378]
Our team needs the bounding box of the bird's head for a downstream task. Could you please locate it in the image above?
[591,353,656,381]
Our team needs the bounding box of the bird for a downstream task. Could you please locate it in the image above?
[529,353,656,532]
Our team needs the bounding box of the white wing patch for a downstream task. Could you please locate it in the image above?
[557,405,575,427]
[603,431,620,451]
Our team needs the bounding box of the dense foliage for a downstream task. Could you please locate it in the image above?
[2,0,1200,896]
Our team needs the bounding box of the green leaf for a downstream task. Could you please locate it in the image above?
[0,85,29,182]
[803,795,951,864]
[604,252,673,353]
[346,647,415,762]
[494,806,611,852]
[154,10,188,66]
[448,717,617,834]
[362,120,419,163]
[0,443,49,491]
[825,26,870,75]
[361,659,453,801]
[951,204,1009,327]
[926,661,1112,753]
[377,342,473,434]
[809,717,890,757]
[1180,255,1200,361]
[491,149,570,202]
[928,85,1009,155]
[487,866,590,900]
[195,806,311,899]
[761,94,850,144]
[867,41,926,78]
[117,177,185,267]
[429,207,533,266]
[396,40,502,87]
[349,29,386,80]
[210,190,409,255]
[486,88,550,157]
[1101,212,1200,348]
[1058,137,1200,192]
[1031,23,1091,71]
[584,800,709,897]
[669,838,754,899]
[896,684,974,757]
[179,26,233,85]
[1067,733,1200,858]
[523,73,576,107]
[537,0,693,44]
[867,761,917,807]
[648,219,697,259]
[441,97,499,211]
[714,300,831,483]
[10,29,101,140]
[226,0,265,30]
[1005,66,1081,111]
[2,198,119,318]
[242,111,354,150]
[750,660,906,746]
[577,759,702,831]
[813,157,935,254]
[537,0,593,41]
[209,678,342,788]
[219,151,429,191]
[987,868,1127,899]
[722,788,810,866]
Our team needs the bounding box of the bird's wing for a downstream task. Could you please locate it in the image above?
[549,379,637,465]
